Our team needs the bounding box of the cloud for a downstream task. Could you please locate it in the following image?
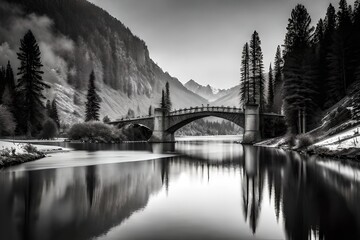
[0,1,74,83]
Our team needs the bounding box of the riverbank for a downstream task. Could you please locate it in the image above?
[256,125,360,160]
[0,140,71,168]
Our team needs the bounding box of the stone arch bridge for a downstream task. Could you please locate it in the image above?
[109,104,284,144]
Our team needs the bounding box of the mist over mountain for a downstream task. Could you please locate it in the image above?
[211,85,240,107]
[185,79,240,107]
[0,0,207,123]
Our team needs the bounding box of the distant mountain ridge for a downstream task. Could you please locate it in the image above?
[184,79,240,107]
[185,79,228,102]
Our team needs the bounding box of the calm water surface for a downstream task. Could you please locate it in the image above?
[1,136,360,240]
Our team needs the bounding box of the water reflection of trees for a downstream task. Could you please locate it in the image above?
[178,143,360,239]
[1,144,360,239]
[259,148,360,240]
[0,161,166,240]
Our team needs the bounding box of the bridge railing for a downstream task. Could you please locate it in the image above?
[169,106,243,116]
[113,106,244,122]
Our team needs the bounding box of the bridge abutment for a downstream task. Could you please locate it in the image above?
[149,108,174,142]
[242,104,261,144]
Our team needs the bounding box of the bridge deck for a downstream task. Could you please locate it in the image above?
[110,106,283,125]
[111,106,245,123]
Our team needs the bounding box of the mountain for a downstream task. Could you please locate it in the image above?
[211,85,240,107]
[185,79,240,107]
[0,0,207,123]
[185,79,228,102]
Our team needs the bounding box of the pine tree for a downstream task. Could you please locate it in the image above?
[51,99,60,128]
[324,4,336,41]
[160,90,166,109]
[337,0,352,31]
[0,67,5,103]
[313,19,328,109]
[249,31,265,111]
[148,105,152,116]
[322,4,338,107]
[283,4,315,134]
[326,0,355,103]
[2,62,16,111]
[85,70,100,121]
[273,46,283,113]
[267,64,274,112]
[314,19,325,45]
[165,82,172,112]
[17,30,50,136]
[5,61,15,92]
[46,100,52,117]
[240,43,250,105]
[354,0,360,84]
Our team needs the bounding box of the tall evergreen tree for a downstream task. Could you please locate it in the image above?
[2,62,16,111]
[326,0,354,106]
[338,0,352,31]
[0,67,5,104]
[314,19,325,45]
[17,30,50,136]
[85,70,100,121]
[353,0,360,83]
[324,4,337,41]
[273,46,283,113]
[322,3,338,107]
[46,100,52,117]
[313,19,328,109]
[5,61,15,91]
[148,105,152,116]
[267,64,274,112]
[160,90,166,109]
[240,43,250,106]
[249,31,265,111]
[165,82,172,112]
[283,4,316,134]
[51,99,60,128]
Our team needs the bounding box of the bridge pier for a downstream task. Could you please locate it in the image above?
[242,104,261,144]
[149,108,175,142]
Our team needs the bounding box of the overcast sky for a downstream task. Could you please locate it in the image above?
[88,0,355,89]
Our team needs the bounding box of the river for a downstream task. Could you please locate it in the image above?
[0,135,360,240]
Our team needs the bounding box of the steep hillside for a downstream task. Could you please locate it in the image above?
[0,0,207,123]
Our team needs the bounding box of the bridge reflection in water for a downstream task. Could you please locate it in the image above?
[0,143,360,239]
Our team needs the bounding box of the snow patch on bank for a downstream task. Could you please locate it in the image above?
[314,126,360,150]
[0,140,71,154]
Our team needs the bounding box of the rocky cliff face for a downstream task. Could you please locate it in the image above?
[0,0,207,123]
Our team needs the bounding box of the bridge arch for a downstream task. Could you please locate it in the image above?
[114,117,154,131]
[166,112,245,134]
